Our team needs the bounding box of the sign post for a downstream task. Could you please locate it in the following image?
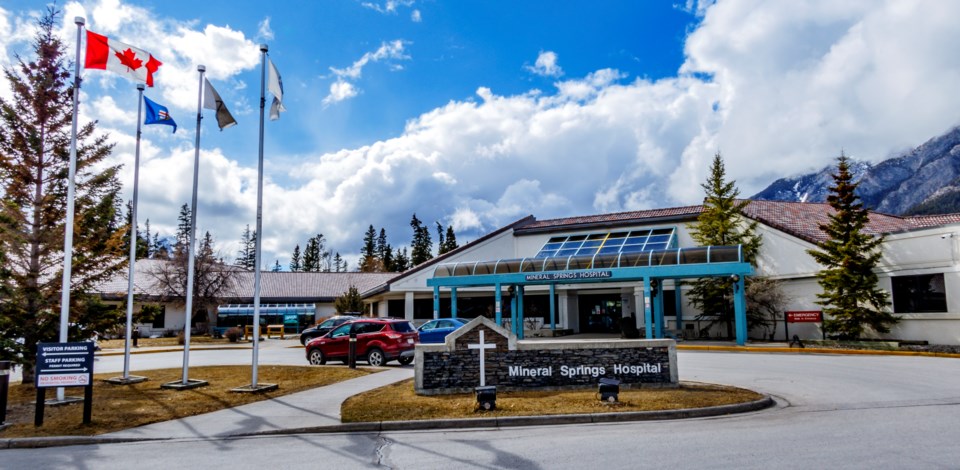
[785,311,823,341]
[34,342,95,426]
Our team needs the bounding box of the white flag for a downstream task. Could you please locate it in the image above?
[268,59,286,121]
[203,78,237,130]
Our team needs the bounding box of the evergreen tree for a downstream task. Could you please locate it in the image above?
[174,203,191,254]
[333,252,345,272]
[807,154,895,339]
[686,153,762,338]
[302,236,319,271]
[359,224,378,272]
[376,228,393,271]
[393,247,410,272]
[410,213,433,265]
[271,260,282,272]
[144,219,152,259]
[301,233,329,272]
[440,223,459,255]
[236,224,254,269]
[151,231,169,259]
[436,222,445,254]
[289,244,302,272]
[334,285,365,314]
[0,8,126,380]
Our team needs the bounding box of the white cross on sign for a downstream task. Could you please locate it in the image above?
[467,329,497,387]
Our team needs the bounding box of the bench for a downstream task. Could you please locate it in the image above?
[266,324,284,339]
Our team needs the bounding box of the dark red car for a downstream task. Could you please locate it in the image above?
[305,318,418,367]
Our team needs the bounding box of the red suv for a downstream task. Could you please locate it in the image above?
[305,318,419,367]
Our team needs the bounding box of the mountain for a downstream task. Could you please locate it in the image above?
[752,126,960,215]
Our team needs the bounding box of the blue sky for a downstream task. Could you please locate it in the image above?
[3,1,960,270]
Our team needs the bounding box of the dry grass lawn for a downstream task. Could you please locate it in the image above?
[0,365,372,438]
[342,379,763,422]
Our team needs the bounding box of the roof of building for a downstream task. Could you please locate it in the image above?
[96,259,395,302]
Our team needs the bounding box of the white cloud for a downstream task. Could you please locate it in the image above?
[525,50,563,77]
[323,79,359,106]
[258,17,274,41]
[361,0,415,15]
[8,0,960,271]
[323,40,410,105]
[411,9,422,22]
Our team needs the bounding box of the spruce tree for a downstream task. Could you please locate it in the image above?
[302,236,319,272]
[394,247,410,272]
[807,154,895,339]
[376,228,392,271]
[410,213,433,265]
[175,203,191,254]
[359,225,377,272]
[334,285,364,314]
[236,224,254,269]
[271,260,282,272]
[333,252,344,272]
[436,222,446,254]
[0,8,126,380]
[443,225,459,254]
[289,244,302,272]
[687,153,762,338]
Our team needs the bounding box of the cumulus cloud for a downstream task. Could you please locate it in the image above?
[361,0,415,15]
[322,40,410,105]
[411,9,422,22]
[525,50,563,78]
[257,17,274,41]
[7,0,960,270]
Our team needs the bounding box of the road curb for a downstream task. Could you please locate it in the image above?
[677,345,960,358]
[0,396,775,448]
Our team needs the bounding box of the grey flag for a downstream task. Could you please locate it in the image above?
[203,78,237,130]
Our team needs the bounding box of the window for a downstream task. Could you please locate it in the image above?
[420,321,436,331]
[354,322,384,334]
[330,324,352,338]
[892,274,947,313]
[390,322,416,333]
[534,227,676,258]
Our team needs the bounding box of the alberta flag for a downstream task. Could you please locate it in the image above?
[143,96,177,133]
[84,31,162,87]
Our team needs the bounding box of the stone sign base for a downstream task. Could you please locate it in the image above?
[415,317,678,395]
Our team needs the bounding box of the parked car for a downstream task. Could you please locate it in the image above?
[299,314,359,345]
[417,318,469,344]
[305,318,419,367]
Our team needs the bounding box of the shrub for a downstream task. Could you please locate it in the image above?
[177,330,185,345]
[225,327,243,343]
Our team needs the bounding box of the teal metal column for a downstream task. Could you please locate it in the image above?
[643,279,653,339]
[432,286,440,320]
[734,276,747,346]
[510,287,518,336]
[495,283,502,326]
[549,283,556,330]
[674,284,684,333]
[451,287,458,319]
[517,285,525,339]
[654,281,664,339]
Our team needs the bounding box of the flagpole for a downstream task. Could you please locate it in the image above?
[108,85,149,385]
[236,44,276,393]
[163,65,209,390]
[55,16,85,403]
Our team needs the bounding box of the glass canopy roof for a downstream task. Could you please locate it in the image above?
[433,245,743,278]
[534,228,676,258]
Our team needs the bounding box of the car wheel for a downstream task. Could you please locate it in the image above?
[366,348,386,367]
[398,356,413,366]
[308,348,326,365]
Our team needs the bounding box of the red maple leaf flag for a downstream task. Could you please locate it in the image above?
[85,30,162,87]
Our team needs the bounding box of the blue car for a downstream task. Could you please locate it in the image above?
[417,318,469,343]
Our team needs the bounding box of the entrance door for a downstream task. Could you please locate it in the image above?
[578,294,622,333]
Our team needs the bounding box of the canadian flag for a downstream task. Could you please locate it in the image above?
[84,30,162,87]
